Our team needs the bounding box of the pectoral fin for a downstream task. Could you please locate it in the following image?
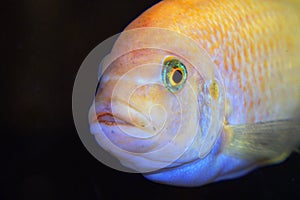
[223,119,300,164]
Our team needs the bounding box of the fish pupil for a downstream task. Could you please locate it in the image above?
[172,69,182,83]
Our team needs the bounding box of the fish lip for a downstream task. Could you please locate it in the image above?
[96,111,156,139]
[95,98,152,127]
[97,112,134,126]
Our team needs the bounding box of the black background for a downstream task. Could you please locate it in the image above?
[3,0,300,199]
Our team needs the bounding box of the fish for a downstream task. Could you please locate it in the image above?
[88,0,300,187]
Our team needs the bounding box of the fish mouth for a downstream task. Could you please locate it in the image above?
[95,100,161,139]
[96,98,154,128]
[97,112,134,126]
[96,111,158,139]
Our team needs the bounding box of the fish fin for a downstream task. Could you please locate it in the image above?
[223,119,300,164]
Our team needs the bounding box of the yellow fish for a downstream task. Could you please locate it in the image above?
[88,0,300,186]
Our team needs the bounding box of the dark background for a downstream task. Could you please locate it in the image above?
[3,0,299,199]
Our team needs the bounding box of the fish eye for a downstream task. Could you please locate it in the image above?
[162,58,187,93]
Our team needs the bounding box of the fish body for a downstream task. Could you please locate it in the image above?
[126,0,300,125]
[89,0,300,186]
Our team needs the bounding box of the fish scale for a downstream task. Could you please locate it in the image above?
[126,0,300,124]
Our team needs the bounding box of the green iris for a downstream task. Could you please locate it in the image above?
[162,58,187,93]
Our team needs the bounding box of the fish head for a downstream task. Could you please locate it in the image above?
[89,28,225,173]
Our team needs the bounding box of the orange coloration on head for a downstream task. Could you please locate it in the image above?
[124,0,300,124]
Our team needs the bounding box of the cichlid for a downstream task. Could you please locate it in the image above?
[88,0,300,186]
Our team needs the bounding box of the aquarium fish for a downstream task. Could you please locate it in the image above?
[89,0,300,186]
